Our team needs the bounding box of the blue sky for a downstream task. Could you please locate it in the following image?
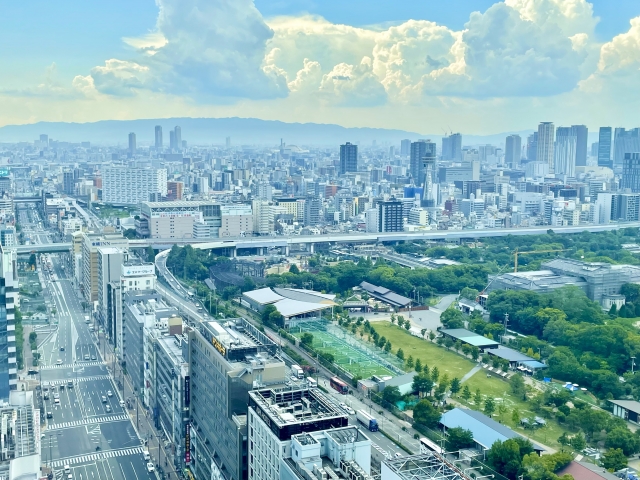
[1,0,640,133]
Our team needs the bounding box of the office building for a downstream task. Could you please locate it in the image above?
[0,245,18,401]
[421,144,438,207]
[170,130,176,150]
[63,169,75,195]
[377,198,403,232]
[128,132,137,155]
[572,124,588,167]
[536,122,555,173]
[303,195,322,227]
[0,391,42,478]
[410,140,437,190]
[39,134,48,148]
[137,201,218,239]
[339,142,358,175]
[622,153,640,193]
[598,127,613,168]
[442,133,462,161]
[155,125,163,149]
[505,135,521,168]
[248,387,353,480]
[166,181,184,201]
[102,166,168,205]
[97,246,128,338]
[81,233,129,303]
[189,319,284,480]
[0,227,16,248]
[174,126,182,150]
[526,132,538,161]
[554,127,577,177]
[220,204,253,237]
[614,128,640,166]
[400,139,411,156]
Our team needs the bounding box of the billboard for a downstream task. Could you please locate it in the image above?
[0,167,9,177]
[185,424,191,463]
[184,376,190,407]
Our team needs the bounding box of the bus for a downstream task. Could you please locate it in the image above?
[329,377,349,395]
[420,437,444,455]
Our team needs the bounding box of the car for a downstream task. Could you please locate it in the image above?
[54,398,60,405]
[143,451,150,461]
[56,359,63,365]
[43,394,49,400]
[84,354,90,361]
[119,400,125,408]
[46,412,53,419]
[394,452,403,458]
[105,405,112,413]
[346,407,356,415]
[60,346,65,351]
[107,390,112,397]
[64,465,71,474]
[339,402,347,410]
[91,355,97,361]
[101,396,107,403]
[146,463,155,473]
[53,393,60,399]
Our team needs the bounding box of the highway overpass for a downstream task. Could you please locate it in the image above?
[15,222,640,255]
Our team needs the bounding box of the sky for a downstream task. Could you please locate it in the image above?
[1,0,640,134]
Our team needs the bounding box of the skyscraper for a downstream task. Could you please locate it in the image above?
[614,128,640,166]
[169,130,176,150]
[0,245,18,402]
[339,142,358,174]
[128,132,136,155]
[598,127,613,168]
[536,122,555,173]
[377,198,404,232]
[622,153,640,193]
[505,135,522,168]
[442,133,462,161]
[527,132,538,161]
[154,125,163,149]
[554,127,577,177]
[174,126,182,150]
[410,140,436,185]
[572,125,588,167]
[400,139,411,156]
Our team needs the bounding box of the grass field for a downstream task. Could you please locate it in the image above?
[293,326,397,378]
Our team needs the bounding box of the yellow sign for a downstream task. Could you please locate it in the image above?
[211,336,226,356]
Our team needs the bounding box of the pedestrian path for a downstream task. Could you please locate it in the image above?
[50,446,144,468]
[41,361,106,370]
[47,414,129,430]
[460,364,482,384]
[47,375,111,386]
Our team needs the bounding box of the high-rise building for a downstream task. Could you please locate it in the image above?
[0,245,18,401]
[81,233,129,303]
[220,204,253,237]
[410,140,437,187]
[154,125,163,149]
[598,127,613,168]
[304,195,322,226]
[174,126,182,150]
[63,169,75,195]
[39,134,48,148]
[377,198,403,232]
[102,166,168,205]
[400,139,411,156]
[554,127,577,177]
[189,319,285,480]
[339,142,358,174]
[572,124,588,167]
[622,153,640,193]
[97,247,128,339]
[128,132,136,155]
[166,181,184,201]
[441,133,462,161]
[169,130,176,150]
[226,136,231,149]
[526,132,538,161]
[614,128,640,166]
[505,135,522,168]
[536,122,555,173]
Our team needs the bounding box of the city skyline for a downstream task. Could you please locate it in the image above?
[1,0,640,133]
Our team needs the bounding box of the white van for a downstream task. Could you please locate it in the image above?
[143,451,150,461]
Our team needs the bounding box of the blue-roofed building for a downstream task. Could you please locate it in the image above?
[439,408,544,454]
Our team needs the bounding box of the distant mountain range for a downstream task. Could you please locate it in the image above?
[0,116,535,147]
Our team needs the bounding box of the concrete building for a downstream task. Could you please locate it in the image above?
[622,153,640,193]
[377,198,403,232]
[81,233,128,303]
[486,269,588,296]
[0,226,16,248]
[572,124,589,167]
[63,169,75,195]
[155,125,163,150]
[188,319,284,480]
[303,196,321,227]
[442,133,462,161]
[97,246,128,338]
[614,127,640,166]
[102,166,168,205]
[410,140,436,185]
[598,127,613,168]
[166,181,184,201]
[137,201,222,239]
[243,288,336,328]
[248,387,352,480]
[554,127,577,177]
[128,132,137,155]
[504,135,521,168]
[220,204,253,237]
[339,142,358,175]
[0,245,18,401]
[536,122,555,173]
[0,391,42,479]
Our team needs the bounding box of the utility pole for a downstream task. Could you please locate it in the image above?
[503,313,509,342]
[632,356,636,375]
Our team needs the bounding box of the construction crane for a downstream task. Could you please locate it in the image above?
[513,248,565,272]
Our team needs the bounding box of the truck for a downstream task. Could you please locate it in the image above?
[291,364,304,380]
[356,410,379,432]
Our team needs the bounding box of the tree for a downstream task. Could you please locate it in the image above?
[460,287,479,301]
[510,374,526,398]
[269,310,283,327]
[450,378,461,397]
[601,448,627,472]
[461,385,471,402]
[413,400,441,428]
[609,304,618,316]
[300,333,314,346]
[557,432,570,452]
[397,318,405,329]
[390,313,396,324]
[415,359,423,373]
[429,331,436,342]
[421,328,427,338]
[498,402,508,421]
[605,428,640,456]
[440,307,465,329]
[382,386,402,406]
[406,355,414,369]
[487,438,534,479]
[581,409,609,439]
[512,408,521,425]
[404,321,411,331]
[262,305,278,324]
[446,427,475,451]
[473,389,482,406]
[289,264,300,274]
[484,398,496,417]
[470,346,480,362]
[384,340,392,353]
[570,433,586,452]
[412,373,434,398]
[431,366,440,383]
[396,348,405,360]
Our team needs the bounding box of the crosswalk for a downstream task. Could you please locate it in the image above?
[48,414,129,430]
[47,375,111,386]
[41,361,106,370]
[50,446,145,468]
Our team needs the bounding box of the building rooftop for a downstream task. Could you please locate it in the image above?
[440,329,500,348]
[382,453,471,480]
[142,200,218,209]
[487,270,587,291]
[609,399,640,413]
[359,281,411,307]
[198,317,278,360]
